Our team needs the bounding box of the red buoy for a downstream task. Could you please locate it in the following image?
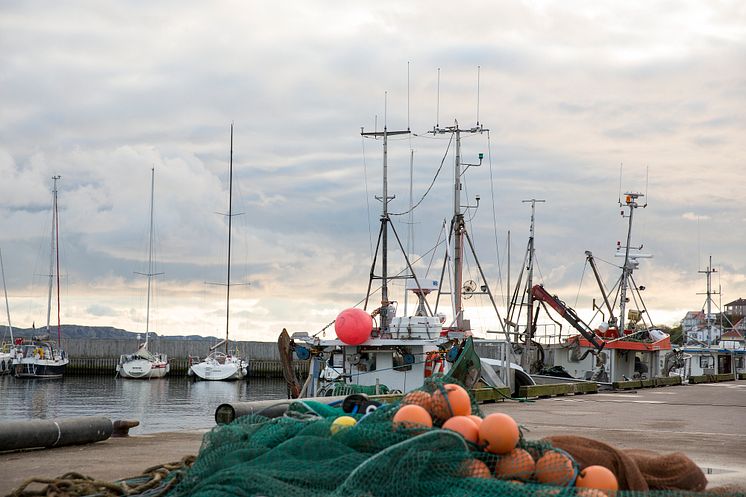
[335,308,372,345]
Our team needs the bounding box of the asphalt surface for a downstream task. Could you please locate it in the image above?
[1,380,744,495]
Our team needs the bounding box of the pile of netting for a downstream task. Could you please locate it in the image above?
[163,377,742,497]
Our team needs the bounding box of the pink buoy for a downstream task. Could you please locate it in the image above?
[335,308,373,345]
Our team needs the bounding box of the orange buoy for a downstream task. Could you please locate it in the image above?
[468,415,483,428]
[460,458,492,478]
[442,415,479,444]
[334,308,372,345]
[576,465,619,491]
[401,390,433,413]
[431,383,472,420]
[392,404,433,429]
[534,450,576,486]
[478,413,520,454]
[494,447,535,480]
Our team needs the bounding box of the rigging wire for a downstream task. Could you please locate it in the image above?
[390,132,454,216]
[486,131,504,310]
[574,259,588,308]
[361,134,374,259]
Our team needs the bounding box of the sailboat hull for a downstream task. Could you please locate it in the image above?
[117,358,169,379]
[14,360,67,379]
[189,358,248,381]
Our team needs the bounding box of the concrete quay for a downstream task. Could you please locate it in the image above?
[1,381,744,495]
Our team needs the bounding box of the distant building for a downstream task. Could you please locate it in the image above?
[720,327,745,350]
[682,311,705,336]
[724,298,746,316]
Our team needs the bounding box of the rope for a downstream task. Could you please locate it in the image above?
[9,455,196,497]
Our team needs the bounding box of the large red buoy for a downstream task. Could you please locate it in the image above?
[335,308,373,345]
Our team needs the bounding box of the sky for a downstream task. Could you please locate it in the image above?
[0,1,744,343]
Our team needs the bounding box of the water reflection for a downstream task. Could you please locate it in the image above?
[0,375,287,434]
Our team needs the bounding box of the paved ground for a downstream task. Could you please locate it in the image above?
[1,380,744,495]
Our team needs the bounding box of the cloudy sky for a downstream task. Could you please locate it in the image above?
[1,1,744,343]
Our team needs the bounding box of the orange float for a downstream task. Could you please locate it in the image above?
[442,415,479,444]
[430,383,471,419]
[468,415,483,428]
[478,413,520,454]
[392,404,433,429]
[534,450,576,486]
[401,390,433,413]
[576,465,619,491]
[460,458,492,478]
[494,447,535,480]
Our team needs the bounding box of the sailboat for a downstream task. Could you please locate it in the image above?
[116,168,170,379]
[0,249,17,375]
[188,125,249,381]
[14,176,69,379]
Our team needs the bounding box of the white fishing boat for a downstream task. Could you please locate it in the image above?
[14,176,69,379]
[116,168,170,379]
[286,120,522,397]
[188,125,249,381]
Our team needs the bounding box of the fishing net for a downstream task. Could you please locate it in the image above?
[163,377,743,497]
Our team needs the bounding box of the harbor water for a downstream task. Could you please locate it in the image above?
[0,374,288,434]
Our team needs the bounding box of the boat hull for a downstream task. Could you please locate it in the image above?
[14,360,68,379]
[117,358,169,379]
[189,360,247,381]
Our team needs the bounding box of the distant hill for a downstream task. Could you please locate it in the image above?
[0,324,218,341]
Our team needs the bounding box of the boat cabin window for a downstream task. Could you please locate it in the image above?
[699,356,714,369]
[330,351,344,369]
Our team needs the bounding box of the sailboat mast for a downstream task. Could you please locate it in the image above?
[55,177,62,347]
[226,124,234,355]
[1,249,14,343]
[145,168,155,347]
[698,255,718,346]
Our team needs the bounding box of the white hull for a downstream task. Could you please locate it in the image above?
[189,353,248,381]
[117,357,169,379]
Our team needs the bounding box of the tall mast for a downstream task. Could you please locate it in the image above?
[431,121,487,331]
[618,192,643,334]
[46,176,61,342]
[697,255,718,346]
[1,249,13,343]
[360,125,410,334]
[521,198,544,369]
[135,168,164,348]
[226,124,234,354]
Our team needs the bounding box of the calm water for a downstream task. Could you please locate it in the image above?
[0,375,287,434]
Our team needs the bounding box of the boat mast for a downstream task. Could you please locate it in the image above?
[521,198,544,370]
[45,176,61,343]
[226,124,234,355]
[1,249,14,343]
[697,255,718,346]
[618,192,643,334]
[135,168,163,349]
[360,124,410,334]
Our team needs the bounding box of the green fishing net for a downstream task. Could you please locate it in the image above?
[165,377,743,497]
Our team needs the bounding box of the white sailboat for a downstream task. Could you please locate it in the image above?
[188,124,249,381]
[116,168,170,379]
[14,176,69,379]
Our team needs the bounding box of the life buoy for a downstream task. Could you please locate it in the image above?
[424,351,444,377]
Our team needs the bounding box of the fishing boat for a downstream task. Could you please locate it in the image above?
[528,192,672,384]
[188,125,249,381]
[284,121,522,397]
[14,176,69,379]
[116,168,170,379]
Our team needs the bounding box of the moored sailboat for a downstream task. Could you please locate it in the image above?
[188,124,249,381]
[14,176,69,379]
[116,168,170,379]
